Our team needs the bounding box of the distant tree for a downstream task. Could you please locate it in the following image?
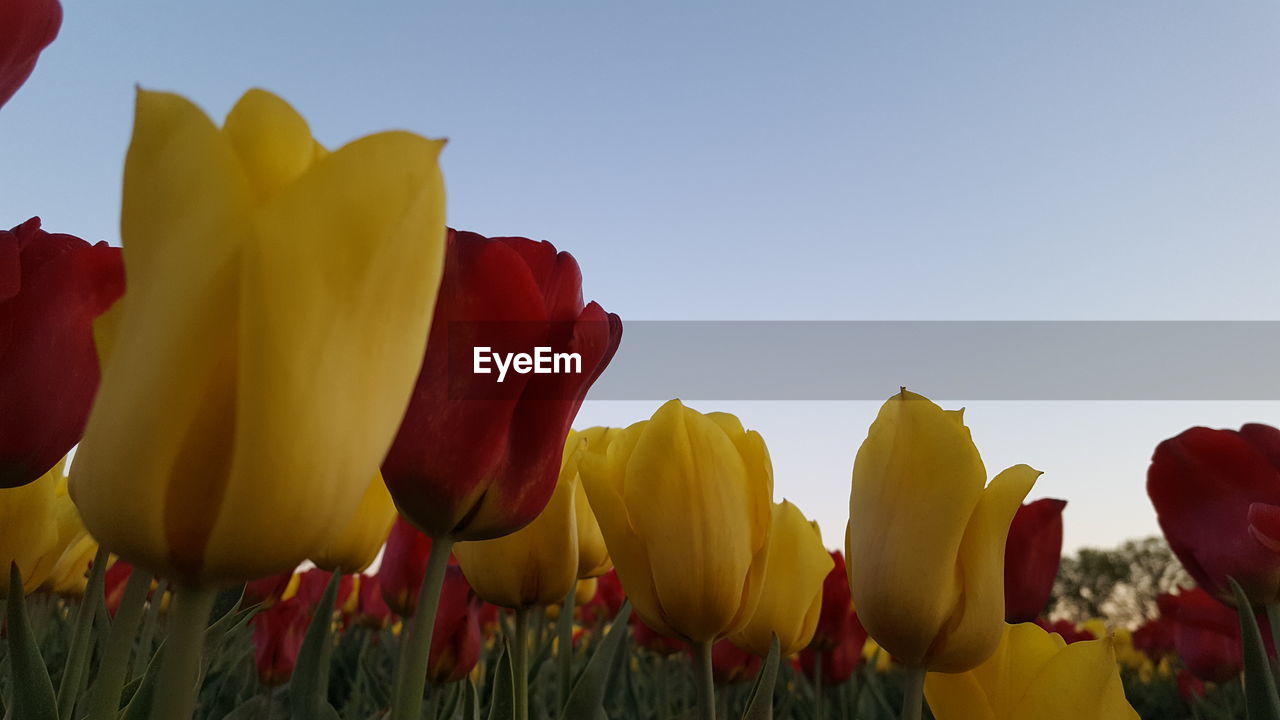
[1048,536,1192,627]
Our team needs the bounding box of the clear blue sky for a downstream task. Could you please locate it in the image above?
[3,1,1278,550]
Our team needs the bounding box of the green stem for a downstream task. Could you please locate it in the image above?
[1268,604,1280,680]
[657,655,670,720]
[57,547,108,720]
[813,651,824,720]
[85,567,153,720]
[900,666,925,720]
[514,607,533,720]
[389,536,455,720]
[557,586,575,710]
[132,579,168,680]
[693,641,715,720]
[148,585,217,720]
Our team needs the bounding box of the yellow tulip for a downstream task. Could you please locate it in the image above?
[40,476,100,595]
[310,473,398,574]
[454,451,580,609]
[575,577,599,606]
[568,427,614,579]
[0,457,61,597]
[69,88,447,587]
[579,399,772,643]
[847,390,1039,672]
[924,623,1139,720]
[729,500,832,656]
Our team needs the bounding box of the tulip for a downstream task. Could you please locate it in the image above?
[633,614,690,656]
[848,390,1039,675]
[925,623,1139,720]
[310,473,397,573]
[243,570,296,609]
[809,549,854,651]
[1132,617,1177,662]
[709,640,760,685]
[1,218,123,489]
[251,598,310,687]
[1003,498,1066,622]
[1176,669,1206,703]
[103,560,136,616]
[38,474,99,595]
[382,230,621,542]
[730,501,832,656]
[291,568,356,611]
[353,573,393,630]
[569,428,614,578]
[580,400,772,643]
[1158,588,1245,683]
[1147,423,1280,605]
[0,0,61,108]
[70,88,448,591]
[579,569,625,626]
[798,625,867,686]
[0,456,60,596]
[378,516,453,617]
[1035,618,1096,645]
[454,449,580,610]
[426,566,484,684]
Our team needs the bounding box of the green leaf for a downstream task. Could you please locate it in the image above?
[740,634,780,720]
[464,677,481,720]
[487,641,515,720]
[5,564,58,720]
[290,572,341,720]
[120,642,165,720]
[1230,576,1280,720]
[558,601,633,720]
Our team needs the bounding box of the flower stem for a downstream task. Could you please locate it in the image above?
[389,536,455,720]
[85,567,153,720]
[1267,604,1280,679]
[57,546,108,720]
[693,641,716,720]
[557,586,576,710]
[900,666,926,720]
[133,578,168,679]
[514,606,534,720]
[148,585,217,720]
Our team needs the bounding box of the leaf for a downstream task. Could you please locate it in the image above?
[464,677,481,720]
[558,601,633,720]
[120,643,165,720]
[5,564,58,720]
[290,572,341,720]
[487,641,515,720]
[1230,577,1280,720]
[740,634,780,720]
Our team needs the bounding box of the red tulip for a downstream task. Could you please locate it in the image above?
[708,639,760,685]
[632,614,688,656]
[810,550,853,651]
[353,573,393,629]
[251,598,311,687]
[1132,617,1177,662]
[799,610,868,686]
[1148,424,1280,604]
[1034,619,1096,645]
[103,560,134,617]
[426,566,483,684]
[377,516,458,617]
[1176,669,1206,703]
[0,218,123,488]
[243,570,295,609]
[578,569,625,626]
[0,0,61,109]
[1158,588,1244,683]
[382,230,622,541]
[1003,498,1066,622]
[293,568,356,611]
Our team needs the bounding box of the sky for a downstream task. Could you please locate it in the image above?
[3,1,1279,551]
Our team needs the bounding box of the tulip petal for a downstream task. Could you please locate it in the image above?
[223,89,318,200]
[1013,636,1138,720]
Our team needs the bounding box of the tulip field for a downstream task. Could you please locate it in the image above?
[3,2,1279,720]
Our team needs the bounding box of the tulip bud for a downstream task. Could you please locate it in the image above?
[926,623,1139,719]
[580,400,772,644]
[382,230,622,541]
[579,569,625,626]
[38,475,98,595]
[251,598,310,687]
[1158,588,1246,683]
[0,219,123,489]
[631,614,689,656]
[798,632,866,687]
[570,428,614,578]
[353,573,393,630]
[708,639,760,685]
[729,501,831,656]
[453,451,580,609]
[309,473,397,574]
[103,559,135,615]
[243,570,296,609]
[809,549,853,651]
[426,566,483,684]
[848,390,1039,672]
[377,516,448,616]
[0,456,61,596]
[1148,424,1280,606]
[0,0,61,108]
[1003,498,1066,623]
[69,88,447,587]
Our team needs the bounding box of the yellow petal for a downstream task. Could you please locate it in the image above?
[1013,636,1140,720]
[223,89,317,200]
[310,473,398,573]
[0,459,61,597]
[568,428,614,578]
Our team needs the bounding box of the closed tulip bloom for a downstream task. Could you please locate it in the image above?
[353,573,393,629]
[1132,617,1176,662]
[39,476,99,594]
[427,566,484,684]
[377,516,454,617]
[0,457,60,596]
[709,639,761,685]
[730,501,831,656]
[1004,498,1066,622]
[1158,588,1244,683]
[580,400,772,644]
[1,218,123,488]
[243,570,296,609]
[383,230,622,541]
[0,0,60,108]
[925,623,1139,720]
[632,614,690,655]
[1148,424,1280,605]
[453,452,580,609]
[799,615,869,686]
[579,569,626,625]
[310,473,397,573]
[251,598,310,687]
[809,549,853,651]
[848,390,1039,672]
[570,428,614,578]
[70,88,447,587]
